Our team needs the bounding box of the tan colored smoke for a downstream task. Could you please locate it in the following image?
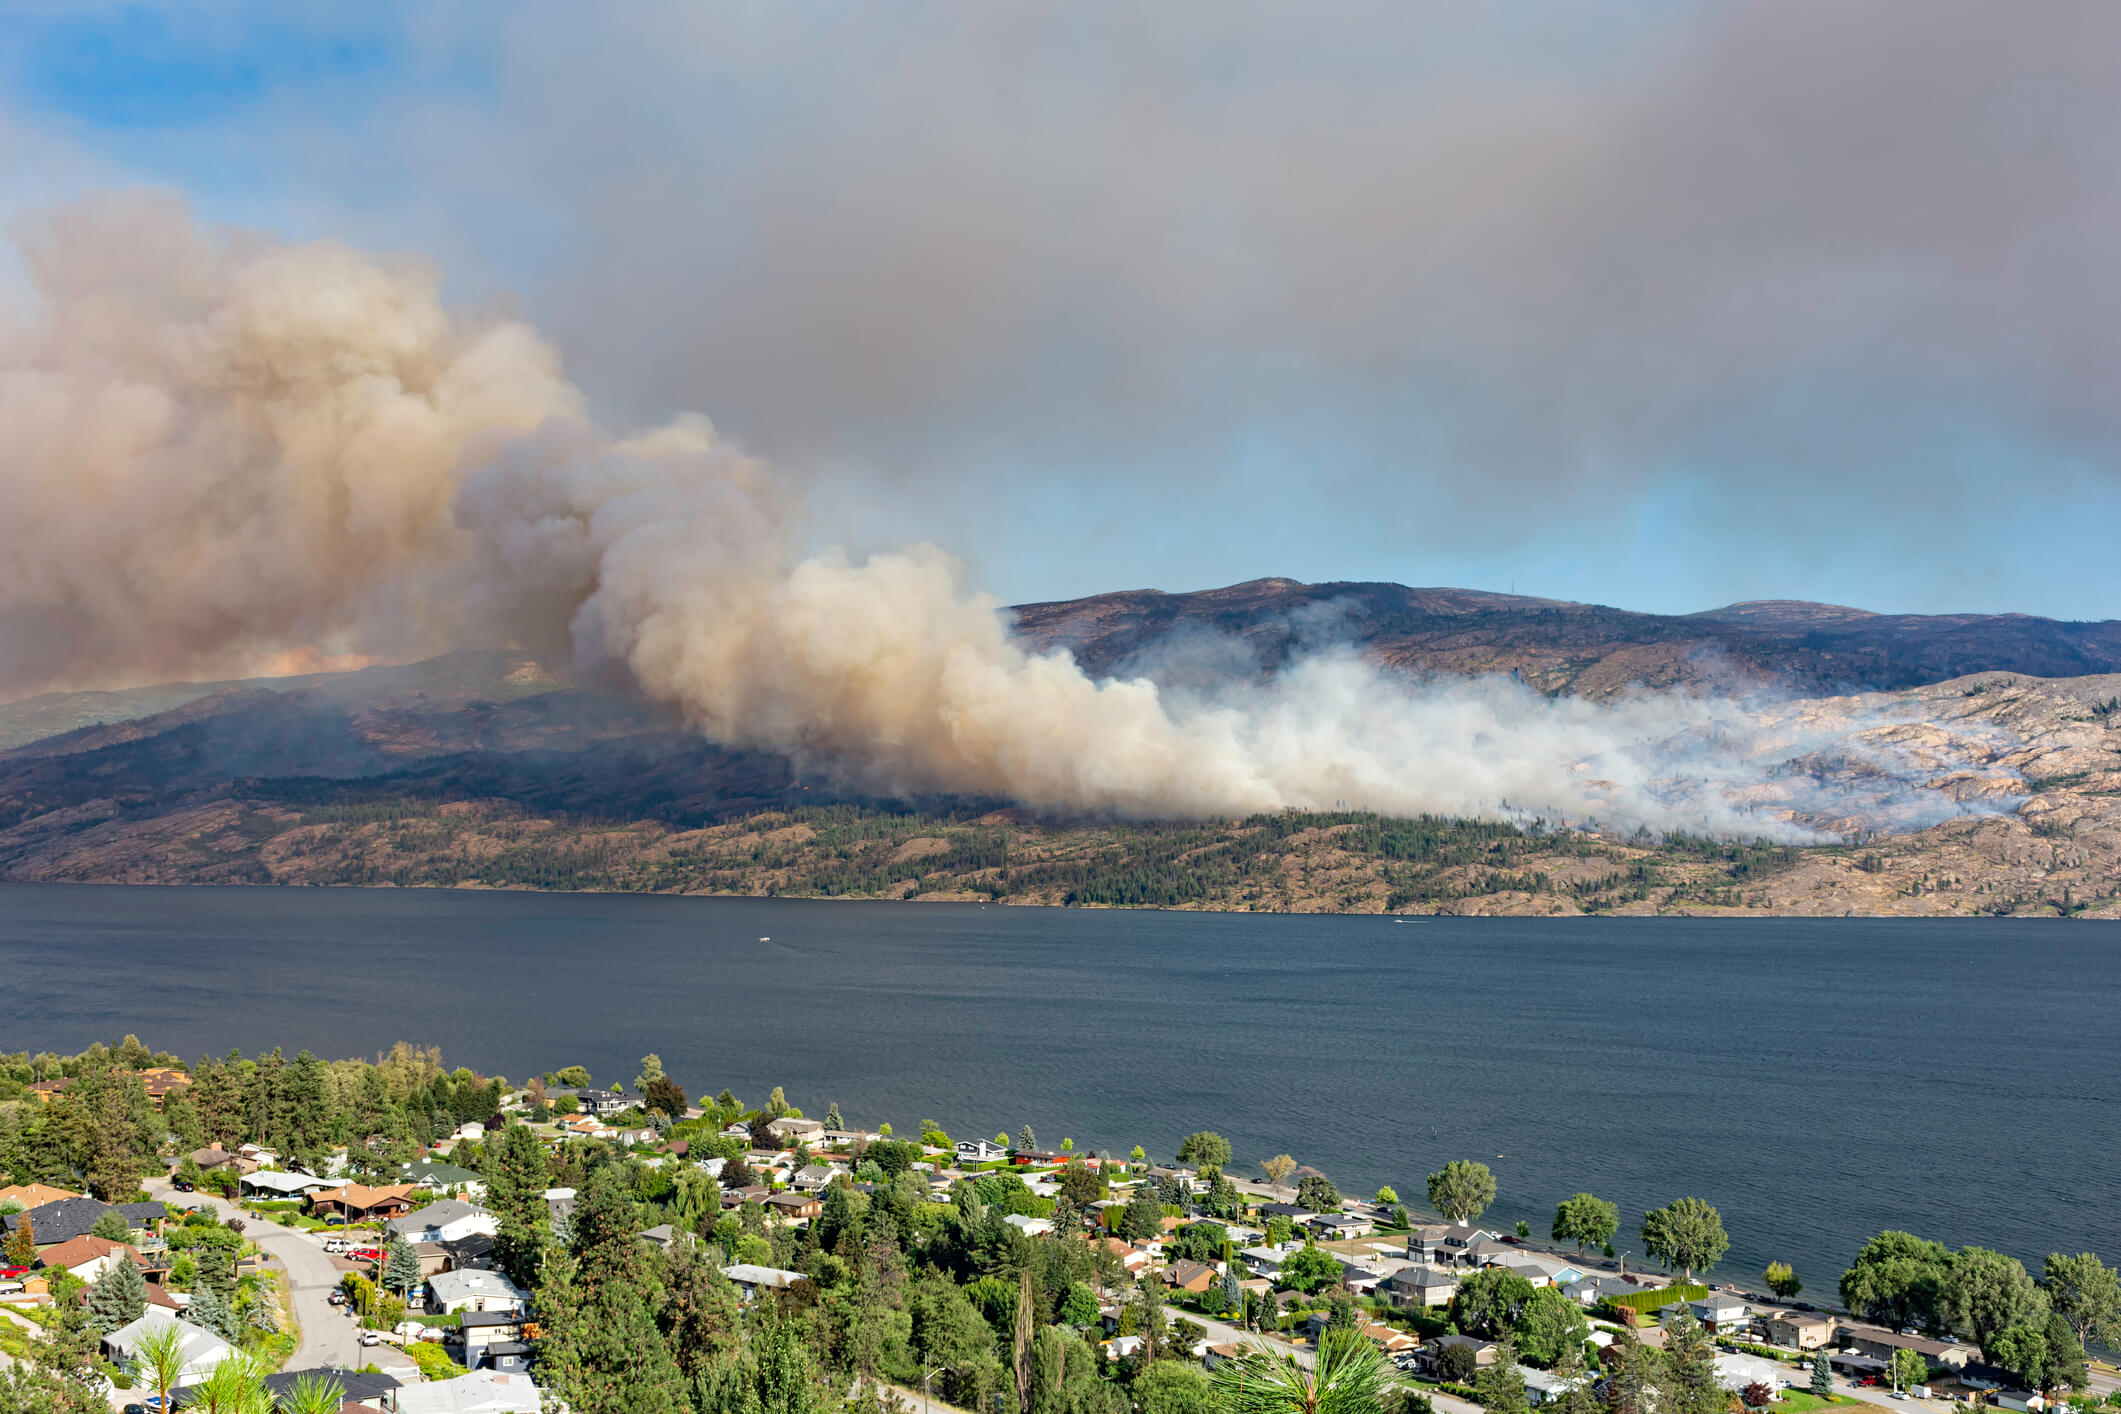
[0,195,2008,835]
[0,191,579,693]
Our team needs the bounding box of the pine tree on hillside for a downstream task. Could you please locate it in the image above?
[188,1282,238,1343]
[535,1166,688,1414]
[383,1238,422,1296]
[1663,1314,1723,1414]
[86,1256,148,1334]
[194,1241,238,1304]
[1811,1352,1834,1399]
[482,1121,551,1289]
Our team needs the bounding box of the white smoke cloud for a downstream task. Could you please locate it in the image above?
[0,194,2019,837]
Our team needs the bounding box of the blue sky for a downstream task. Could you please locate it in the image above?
[4,1,2119,620]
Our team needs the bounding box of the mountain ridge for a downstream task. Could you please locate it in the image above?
[2,579,2119,916]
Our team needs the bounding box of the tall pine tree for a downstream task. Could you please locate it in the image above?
[482,1121,551,1289]
[1662,1313,1723,1414]
[535,1165,688,1414]
[86,1256,148,1334]
[188,1283,238,1343]
[382,1237,422,1296]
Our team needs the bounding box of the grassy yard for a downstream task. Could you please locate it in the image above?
[1770,1393,1864,1413]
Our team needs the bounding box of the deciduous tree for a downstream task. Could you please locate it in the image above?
[1297,1174,1341,1213]
[1552,1194,1618,1254]
[1764,1262,1801,1299]
[1175,1133,1232,1169]
[1640,1198,1728,1283]
[2041,1252,2121,1350]
[1427,1161,1496,1224]
[1839,1231,1953,1332]
[1945,1247,2047,1358]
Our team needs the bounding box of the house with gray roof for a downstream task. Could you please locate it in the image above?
[104,1310,234,1384]
[428,1267,531,1315]
[385,1198,498,1245]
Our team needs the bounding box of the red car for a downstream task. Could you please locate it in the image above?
[0,1266,27,1279]
[348,1248,381,1261]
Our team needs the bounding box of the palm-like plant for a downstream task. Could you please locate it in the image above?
[282,1372,349,1414]
[187,1351,272,1414]
[1210,1328,1391,1414]
[134,1321,190,1414]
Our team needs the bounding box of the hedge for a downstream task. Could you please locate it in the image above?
[1601,1284,1711,1321]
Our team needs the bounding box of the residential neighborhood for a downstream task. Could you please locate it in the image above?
[1,1040,2116,1414]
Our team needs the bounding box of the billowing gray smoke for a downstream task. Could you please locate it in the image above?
[0,195,2014,837]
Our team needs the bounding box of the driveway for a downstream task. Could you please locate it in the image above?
[145,1180,416,1379]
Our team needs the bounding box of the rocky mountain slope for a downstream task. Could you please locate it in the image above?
[1,583,2118,916]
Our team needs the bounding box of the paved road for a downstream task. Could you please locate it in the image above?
[146,1180,415,1379]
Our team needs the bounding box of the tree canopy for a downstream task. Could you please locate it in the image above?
[1641,1198,1728,1282]
[1426,1160,1496,1224]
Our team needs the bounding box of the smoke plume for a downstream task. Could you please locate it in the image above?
[0,195,2014,837]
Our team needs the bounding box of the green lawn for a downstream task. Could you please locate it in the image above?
[1770,1392,1863,1413]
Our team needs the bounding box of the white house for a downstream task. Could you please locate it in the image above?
[393,1369,545,1414]
[1712,1352,1789,1397]
[790,1164,842,1192]
[385,1199,500,1246]
[1522,1367,1591,1406]
[428,1268,532,1316]
[104,1310,234,1383]
[955,1139,1008,1163]
[1662,1294,1750,1332]
[1003,1214,1054,1238]
[241,1171,348,1199]
[454,1121,487,1142]
[1239,1243,1303,1278]
[722,1264,808,1302]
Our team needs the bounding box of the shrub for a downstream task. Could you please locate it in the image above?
[407,1341,463,1381]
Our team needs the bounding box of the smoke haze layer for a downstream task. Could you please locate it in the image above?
[0,195,2016,837]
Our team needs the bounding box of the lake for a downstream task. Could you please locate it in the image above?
[2,883,2115,1295]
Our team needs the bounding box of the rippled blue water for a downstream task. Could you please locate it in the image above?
[3,884,2115,1292]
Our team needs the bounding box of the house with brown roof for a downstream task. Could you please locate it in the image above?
[0,1184,83,1210]
[1165,1260,1219,1294]
[1762,1312,1837,1350]
[1838,1324,1973,1369]
[132,1068,192,1109]
[762,1192,822,1222]
[36,1235,142,1283]
[309,1184,418,1222]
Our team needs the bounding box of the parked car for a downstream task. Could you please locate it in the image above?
[323,1215,347,1226]
[359,1330,382,1346]
[350,1247,381,1261]
[173,1181,194,1192]
[0,1265,28,1279]
[328,1290,347,1306]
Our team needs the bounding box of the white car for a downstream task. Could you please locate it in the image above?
[359,1331,382,1346]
